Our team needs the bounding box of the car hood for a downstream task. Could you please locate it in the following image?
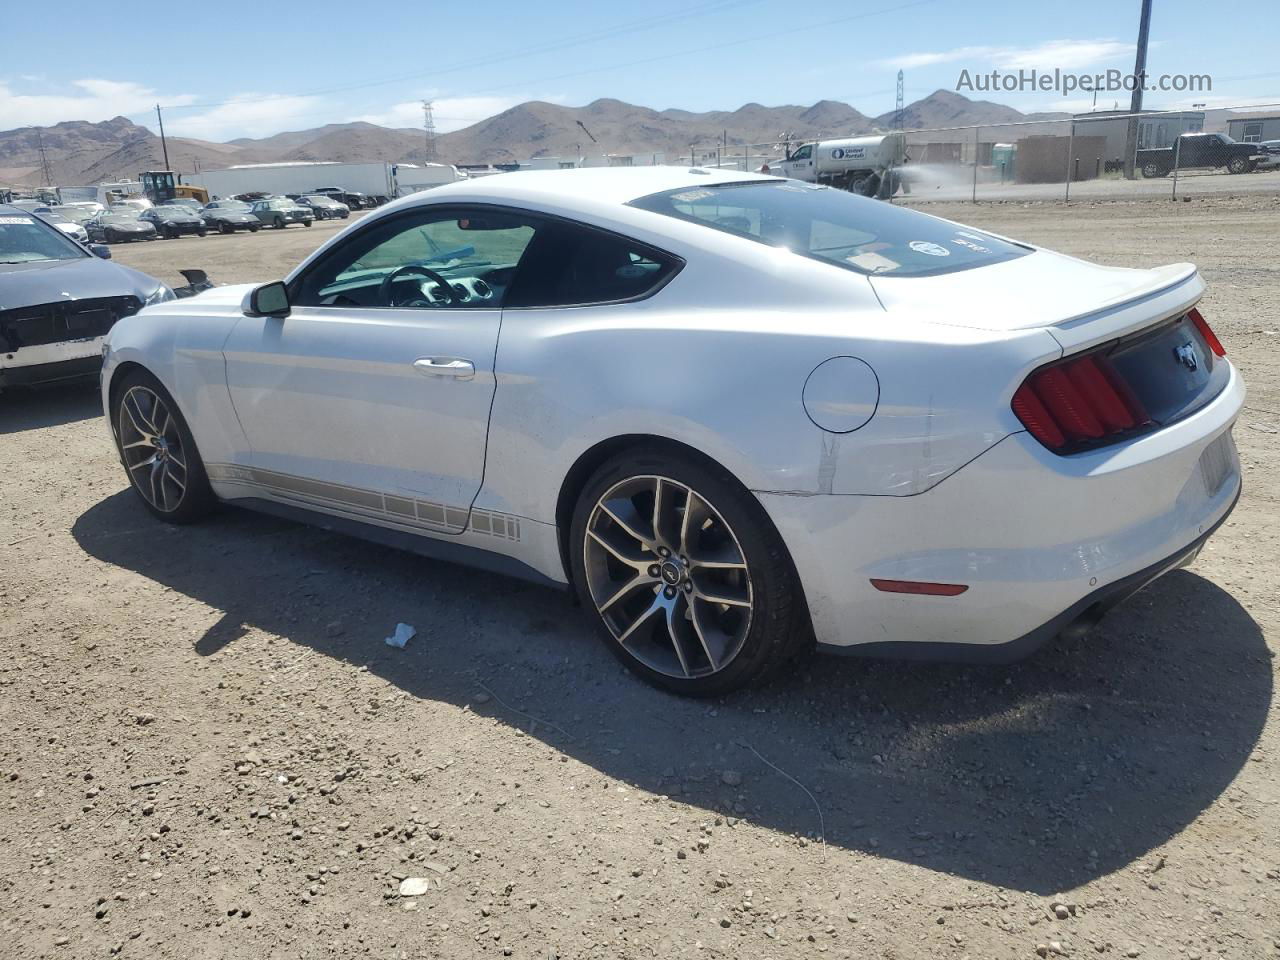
[868,248,1197,331]
[154,215,203,225]
[0,256,162,309]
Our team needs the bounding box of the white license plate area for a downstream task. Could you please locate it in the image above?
[1199,431,1235,496]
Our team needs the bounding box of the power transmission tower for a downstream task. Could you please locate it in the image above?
[36,129,54,186]
[421,101,437,163]
[894,70,905,130]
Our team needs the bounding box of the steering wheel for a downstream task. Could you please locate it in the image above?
[378,263,457,307]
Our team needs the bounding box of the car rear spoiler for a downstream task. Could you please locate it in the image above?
[174,269,214,299]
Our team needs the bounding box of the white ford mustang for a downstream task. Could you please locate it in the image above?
[101,167,1244,695]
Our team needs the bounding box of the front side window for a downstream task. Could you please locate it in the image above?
[630,180,1030,278]
[790,145,812,161]
[292,208,538,309]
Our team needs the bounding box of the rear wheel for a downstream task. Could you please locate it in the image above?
[274,217,286,229]
[570,447,808,696]
[112,369,215,524]
[196,228,207,237]
[249,224,260,233]
[303,219,312,227]
[1141,161,1167,178]
[1227,156,1249,174]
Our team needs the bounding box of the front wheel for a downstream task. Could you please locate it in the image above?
[112,369,215,523]
[274,217,286,229]
[1227,156,1249,174]
[1141,161,1167,178]
[570,447,808,696]
[303,219,312,227]
[196,228,207,237]
[249,225,260,233]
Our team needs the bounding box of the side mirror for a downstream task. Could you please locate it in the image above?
[244,280,290,318]
[90,244,111,259]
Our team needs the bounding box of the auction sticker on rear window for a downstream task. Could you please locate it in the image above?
[0,216,34,224]
[908,240,950,257]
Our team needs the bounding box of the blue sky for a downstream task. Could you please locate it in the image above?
[3,0,1276,140]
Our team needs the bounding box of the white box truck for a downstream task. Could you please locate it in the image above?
[772,134,907,198]
[182,161,459,205]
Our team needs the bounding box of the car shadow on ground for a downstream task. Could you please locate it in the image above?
[0,379,101,435]
[73,490,1272,895]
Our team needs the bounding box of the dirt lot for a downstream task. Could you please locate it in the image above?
[1,198,1277,960]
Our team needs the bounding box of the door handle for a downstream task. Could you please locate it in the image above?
[413,356,475,380]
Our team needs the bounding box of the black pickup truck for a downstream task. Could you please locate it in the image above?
[1138,132,1266,177]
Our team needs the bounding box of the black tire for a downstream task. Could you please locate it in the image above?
[1227,156,1249,174]
[249,225,260,233]
[1141,161,1167,178]
[303,219,312,227]
[219,222,232,234]
[569,445,808,696]
[111,368,215,524]
[274,217,286,229]
[196,228,207,237]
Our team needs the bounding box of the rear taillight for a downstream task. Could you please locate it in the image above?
[1188,307,1226,357]
[1012,348,1150,452]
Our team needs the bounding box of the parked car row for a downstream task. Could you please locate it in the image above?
[76,195,339,244]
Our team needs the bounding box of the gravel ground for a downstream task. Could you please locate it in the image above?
[1,196,1277,960]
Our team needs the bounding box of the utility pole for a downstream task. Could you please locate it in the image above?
[1122,0,1153,180]
[894,70,905,130]
[421,100,437,163]
[36,129,54,186]
[155,104,170,169]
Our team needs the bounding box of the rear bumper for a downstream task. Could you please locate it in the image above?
[758,362,1245,661]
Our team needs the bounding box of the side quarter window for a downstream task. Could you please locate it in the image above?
[504,221,681,308]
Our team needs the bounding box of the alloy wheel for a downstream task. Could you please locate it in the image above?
[117,386,188,513]
[583,475,753,679]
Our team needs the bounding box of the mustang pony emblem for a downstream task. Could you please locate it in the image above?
[1174,342,1199,372]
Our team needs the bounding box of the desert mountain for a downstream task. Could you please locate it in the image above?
[0,91,1068,187]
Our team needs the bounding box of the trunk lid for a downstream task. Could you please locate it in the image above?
[868,248,1200,337]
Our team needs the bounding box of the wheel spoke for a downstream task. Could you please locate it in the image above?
[121,438,153,451]
[599,498,654,547]
[688,541,748,571]
[149,459,165,509]
[664,594,694,678]
[679,488,708,555]
[615,594,664,646]
[121,392,154,440]
[128,453,159,473]
[586,527,650,572]
[164,465,186,493]
[598,574,652,613]
[689,600,725,672]
[653,479,682,550]
[693,578,751,608]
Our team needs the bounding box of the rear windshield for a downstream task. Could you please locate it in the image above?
[630,180,1030,278]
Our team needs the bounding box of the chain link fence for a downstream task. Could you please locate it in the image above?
[679,101,1280,204]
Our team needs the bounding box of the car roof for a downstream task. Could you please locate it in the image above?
[412,166,768,209]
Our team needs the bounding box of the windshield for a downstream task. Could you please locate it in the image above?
[630,180,1030,278]
[151,208,191,219]
[0,213,86,263]
[213,201,250,211]
[102,214,141,224]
